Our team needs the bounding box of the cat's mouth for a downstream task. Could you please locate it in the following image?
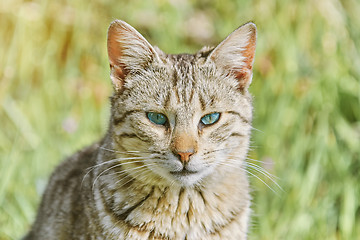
[170,169,199,177]
[167,167,209,186]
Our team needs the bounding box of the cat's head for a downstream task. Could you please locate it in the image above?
[106,20,256,187]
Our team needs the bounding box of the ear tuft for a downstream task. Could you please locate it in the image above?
[208,22,257,91]
[107,20,159,91]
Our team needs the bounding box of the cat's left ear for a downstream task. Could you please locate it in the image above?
[107,20,160,91]
[208,22,257,91]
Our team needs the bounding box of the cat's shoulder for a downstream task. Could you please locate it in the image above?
[49,141,101,184]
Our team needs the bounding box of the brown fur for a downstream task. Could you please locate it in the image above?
[24,20,257,240]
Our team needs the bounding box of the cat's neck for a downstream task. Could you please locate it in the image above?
[94,157,250,238]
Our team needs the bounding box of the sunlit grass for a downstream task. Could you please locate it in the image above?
[0,0,359,239]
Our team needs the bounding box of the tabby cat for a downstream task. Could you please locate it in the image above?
[24,19,257,240]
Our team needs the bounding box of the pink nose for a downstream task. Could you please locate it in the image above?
[176,152,194,163]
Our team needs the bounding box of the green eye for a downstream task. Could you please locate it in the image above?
[147,112,167,125]
[200,112,220,125]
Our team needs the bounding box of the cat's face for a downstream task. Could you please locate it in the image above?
[107,20,256,187]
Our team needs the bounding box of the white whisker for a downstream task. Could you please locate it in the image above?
[244,162,283,192]
[99,146,143,154]
[81,157,146,187]
[214,159,282,194]
[114,165,156,189]
[92,159,152,190]
[251,127,263,133]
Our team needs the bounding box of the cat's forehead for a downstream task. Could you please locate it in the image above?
[120,53,242,116]
[167,53,197,62]
[164,47,213,65]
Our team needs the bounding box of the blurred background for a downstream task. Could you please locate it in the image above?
[0,0,359,239]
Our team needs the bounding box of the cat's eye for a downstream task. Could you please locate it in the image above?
[200,112,220,125]
[147,112,167,125]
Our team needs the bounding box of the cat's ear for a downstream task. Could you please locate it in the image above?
[208,22,256,91]
[107,20,160,91]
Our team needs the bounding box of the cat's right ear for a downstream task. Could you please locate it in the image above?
[107,20,160,91]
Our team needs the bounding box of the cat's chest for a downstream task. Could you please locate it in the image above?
[95,182,249,240]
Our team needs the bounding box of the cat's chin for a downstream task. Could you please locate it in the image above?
[167,168,212,187]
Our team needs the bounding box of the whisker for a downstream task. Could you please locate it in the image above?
[114,165,156,189]
[226,157,279,179]
[203,146,239,156]
[214,160,282,195]
[251,127,263,133]
[244,168,280,195]
[99,146,163,155]
[87,157,145,171]
[99,146,143,154]
[245,157,265,163]
[244,163,283,192]
[92,160,151,190]
[244,162,279,179]
[106,163,154,179]
[81,157,146,187]
[94,161,158,192]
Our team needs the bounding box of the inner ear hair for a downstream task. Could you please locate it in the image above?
[208,22,257,91]
[107,20,160,91]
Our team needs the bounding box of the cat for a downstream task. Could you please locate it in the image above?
[24,19,257,240]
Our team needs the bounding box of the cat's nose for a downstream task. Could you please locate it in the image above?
[171,131,197,164]
[176,151,194,164]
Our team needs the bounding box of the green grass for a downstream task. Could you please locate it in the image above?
[1,0,359,239]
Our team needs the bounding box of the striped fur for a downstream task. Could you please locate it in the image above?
[24,20,257,239]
